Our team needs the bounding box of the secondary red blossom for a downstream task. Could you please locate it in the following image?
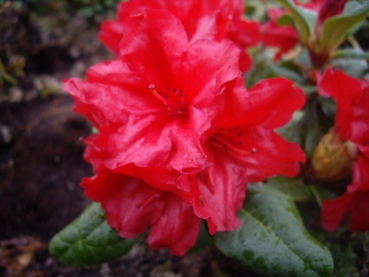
[99,0,260,72]
[263,0,347,64]
[261,8,299,61]
[318,68,369,231]
[65,9,306,254]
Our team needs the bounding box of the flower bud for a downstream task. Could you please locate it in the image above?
[312,128,358,182]
[315,0,347,35]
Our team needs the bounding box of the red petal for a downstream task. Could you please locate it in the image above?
[246,78,306,129]
[348,190,369,231]
[81,173,165,238]
[120,10,188,88]
[261,18,299,61]
[98,20,124,55]
[148,194,200,256]
[193,151,245,233]
[234,129,305,182]
[321,192,353,231]
[318,69,363,141]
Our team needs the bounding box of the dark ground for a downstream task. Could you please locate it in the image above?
[0,2,368,277]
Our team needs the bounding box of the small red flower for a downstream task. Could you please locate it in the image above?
[318,68,369,231]
[99,0,260,72]
[261,8,299,61]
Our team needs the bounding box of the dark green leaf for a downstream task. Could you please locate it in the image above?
[320,1,369,53]
[189,221,213,253]
[331,48,369,61]
[267,175,311,202]
[49,203,140,266]
[277,14,295,27]
[330,58,369,78]
[215,186,333,277]
[309,185,336,207]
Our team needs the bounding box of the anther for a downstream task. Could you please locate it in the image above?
[79,137,92,146]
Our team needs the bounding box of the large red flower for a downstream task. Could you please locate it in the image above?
[99,0,260,72]
[66,8,306,255]
[65,10,241,172]
[101,77,306,234]
[318,68,369,231]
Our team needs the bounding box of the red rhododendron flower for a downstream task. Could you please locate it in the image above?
[81,76,306,235]
[99,0,260,72]
[181,77,306,233]
[65,8,306,255]
[318,68,369,231]
[65,10,242,172]
[261,8,299,61]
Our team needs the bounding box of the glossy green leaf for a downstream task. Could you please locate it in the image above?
[274,0,316,43]
[49,203,140,266]
[215,186,333,277]
[331,48,369,61]
[267,175,311,202]
[330,58,369,78]
[320,1,369,53]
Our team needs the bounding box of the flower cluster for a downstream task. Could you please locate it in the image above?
[316,69,369,232]
[64,0,306,255]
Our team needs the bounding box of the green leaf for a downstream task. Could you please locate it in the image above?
[215,186,333,277]
[309,185,336,207]
[267,175,311,202]
[276,110,305,146]
[330,58,369,78]
[277,14,295,27]
[274,0,316,43]
[320,1,369,53]
[331,48,369,61]
[49,203,140,266]
[189,221,213,253]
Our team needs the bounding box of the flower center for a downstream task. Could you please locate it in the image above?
[149,84,188,117]
[210,127,257,156]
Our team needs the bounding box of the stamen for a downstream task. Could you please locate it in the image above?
[135,188,157,209]
[149,84,187,116]
[149,84,184,110]
[210,136,256,156]
[79,137,92,146]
